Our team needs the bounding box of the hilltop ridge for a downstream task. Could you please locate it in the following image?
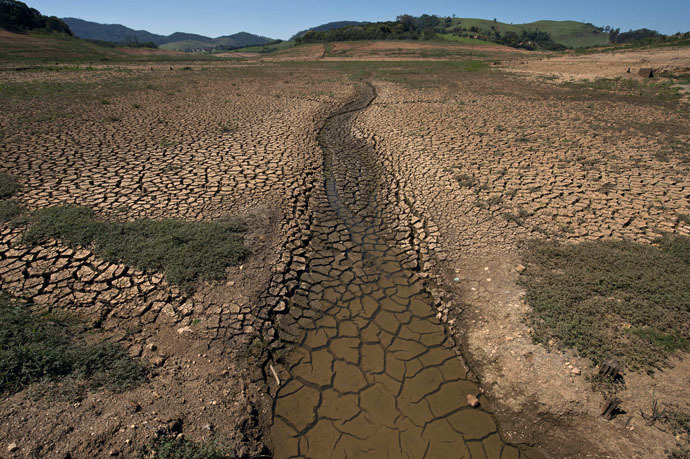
[61,17,274,51]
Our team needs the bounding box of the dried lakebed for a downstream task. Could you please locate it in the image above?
[270,83,525,458]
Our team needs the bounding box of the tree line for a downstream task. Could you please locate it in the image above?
[296,14,565,51]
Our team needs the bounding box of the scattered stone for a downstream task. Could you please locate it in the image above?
[466,394,480,408]
[601,397,621,420]
[515,264,526,273]
[7,442,18,453]
[167,418,183,434]
[126,400,142,414]
[598,358,621,379]
[571,367,581,375]
[637,68,654,78]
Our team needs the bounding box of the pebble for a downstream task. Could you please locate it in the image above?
[571,367,581,375]
[466,394,480,408]
[7,442,18,453]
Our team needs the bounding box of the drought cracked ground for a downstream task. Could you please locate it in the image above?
[272,83,522,458]
[1,51,689,458]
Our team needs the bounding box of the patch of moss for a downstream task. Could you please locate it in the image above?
[0,294,145,394]
[520,236,690,372]
[24,205,249,291]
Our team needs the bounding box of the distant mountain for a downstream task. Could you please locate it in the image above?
[290,21,365,41]
[61,17,274,51]
[1,0,71,35]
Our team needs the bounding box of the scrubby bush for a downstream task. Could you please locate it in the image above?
[0,294,145,394]
[520,235,690,372]
[25,205,249,290]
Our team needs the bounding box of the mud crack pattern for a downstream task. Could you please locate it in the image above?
[271,84,523,458]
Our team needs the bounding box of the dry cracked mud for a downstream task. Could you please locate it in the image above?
[270,83,524,458]
[1,56,689,458]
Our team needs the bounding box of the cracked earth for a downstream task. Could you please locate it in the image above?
[1,55,688,458]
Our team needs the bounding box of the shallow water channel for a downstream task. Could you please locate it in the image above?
[270,83,524,458]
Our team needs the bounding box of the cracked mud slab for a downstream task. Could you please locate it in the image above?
[271,83,523,458]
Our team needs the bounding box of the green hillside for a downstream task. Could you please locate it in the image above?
[445,18,609,48]
[229,40,296,54]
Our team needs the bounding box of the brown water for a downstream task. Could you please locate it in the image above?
[271,83,524,458]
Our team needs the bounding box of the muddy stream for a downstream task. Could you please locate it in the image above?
[270,83,525,458]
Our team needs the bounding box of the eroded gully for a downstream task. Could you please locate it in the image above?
[270,82,526,458]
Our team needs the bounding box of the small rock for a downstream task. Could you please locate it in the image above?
[571,367,581,375]
[146,343,157,352]
[466,394,480,408]
[109,450,119,457]
[126,400,142,414]
[177,326,192,334]
[516,264,526,273]
[167,418,183,434]
[128,344,143,358]
[8,442,18,453]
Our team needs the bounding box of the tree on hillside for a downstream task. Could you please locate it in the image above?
[0,0,71,34]
[610,28,660,43]
[396,14,415,32]
[609,28,620,43]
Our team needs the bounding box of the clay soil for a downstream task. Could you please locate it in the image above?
[0,63,356,457]
[505,45,690,82]
[1,46,689,458]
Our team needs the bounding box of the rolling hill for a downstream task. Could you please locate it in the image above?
[287,16,608,50]
[61,17,274,51]
[290,21,365,41]
[445,18,609,48]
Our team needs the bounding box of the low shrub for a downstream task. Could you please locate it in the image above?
[520,235,690,372]
[0,172,20,199]
[25,205,249,291]
[0,294,145,394]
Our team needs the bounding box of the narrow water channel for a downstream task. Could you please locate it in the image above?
[270,83,524,458]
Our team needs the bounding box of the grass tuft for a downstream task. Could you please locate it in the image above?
[0,294,145,394]
[143,435,235,459]
[24,205,249,291]
[520,236,690,372]
[0,200,26,223]
[0,173,20,199]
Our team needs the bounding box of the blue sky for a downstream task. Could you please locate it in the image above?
[31,0,690,40]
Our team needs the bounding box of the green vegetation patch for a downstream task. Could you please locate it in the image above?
[0,200,26,223]
[520,235,690,372]
[24,205,248,290]
[331,60,488,88]
[0,172,20,199]
[563,77,682,105]
[142,435,235,459]
[0,294,145,394]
